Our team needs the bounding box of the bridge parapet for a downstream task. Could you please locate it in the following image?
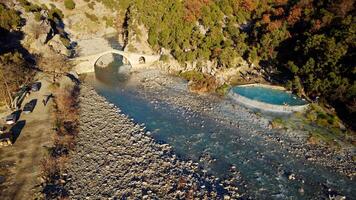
[72,49,160,74]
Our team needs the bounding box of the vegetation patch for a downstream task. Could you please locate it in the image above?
[301,104,355,148]
[126,44,137,52]
[18,0,41,13]
[0,3,22,30]
[85,12,98,22]
[216,83,231,96]
[0,52,34,108]
[60,36,71,49]
[40,82,80,199]
[305,104,342,129]
[64,0,76,10]
[180,70,205,82]
[308,130,341,149]
[88,2,96,10]
[180,70,218,94]
[159,54,169,63]
[270,118,285,129]
[17,0,63,22]
[103,16,114,27]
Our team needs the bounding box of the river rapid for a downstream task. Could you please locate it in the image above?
[83,61,355,199]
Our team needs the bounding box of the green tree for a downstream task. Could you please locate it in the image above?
[148,25,159,48]
[287,61,299,74]
[219,47,239,68]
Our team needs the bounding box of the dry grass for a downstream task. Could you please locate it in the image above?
[40,82,80,199]
[41,157,60,181]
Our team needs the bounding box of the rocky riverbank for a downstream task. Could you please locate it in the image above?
[126,69,356,179]
[64,84,242,199]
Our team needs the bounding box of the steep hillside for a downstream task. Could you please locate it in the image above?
[98,0,356,130]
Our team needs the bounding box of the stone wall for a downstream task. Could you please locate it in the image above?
[237,83,286,90]
[228,85,309,113]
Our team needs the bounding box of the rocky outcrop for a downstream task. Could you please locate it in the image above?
[21,13,71,57]
[125,24,156,55]
[47,35,70,56]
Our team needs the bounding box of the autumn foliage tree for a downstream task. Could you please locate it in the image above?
[241,0,256,12]
[287,5,302,25]
[184,0,210,22]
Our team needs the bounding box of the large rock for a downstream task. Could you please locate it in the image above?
[21,13,70,57]
[47,35,70,56]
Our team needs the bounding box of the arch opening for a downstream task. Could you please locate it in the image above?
[139,56,146,64]
[94,53,132,84]
[94,52,132,68]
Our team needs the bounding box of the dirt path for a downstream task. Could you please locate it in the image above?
[0,74,55,200]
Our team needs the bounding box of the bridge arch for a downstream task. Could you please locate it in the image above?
[94,53,131,69]
[93,50,134,68]
[72,48,161,74]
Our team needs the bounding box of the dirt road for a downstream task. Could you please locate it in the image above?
[0,74,55,200]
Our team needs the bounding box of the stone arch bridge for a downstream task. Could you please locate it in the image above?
[71,49,160,74]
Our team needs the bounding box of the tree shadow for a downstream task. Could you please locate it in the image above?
[66,73,80,85]
[44,12,76,57]
[42,184,68,199]
[106,35,123,50]
[0,7,35,62]
[10,120,26,144]
[0,27,35,65]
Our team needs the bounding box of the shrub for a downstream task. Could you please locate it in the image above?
[306,112,317,122]
[18,0,29,5]
[59,37,71,48]
[64,0,76,10]
[84,12,98,22]
[181,71,218,93]
[103,16,114,27]
[316,118,329,127]
[271,118,284,129]
[25,4,42,13]
[55,85,80,121]
[180,70,205,81]
[160,54,169,62]
[41,157,60,181]
[48,6,64,20]
[0,52,34,108]
[88,2,95,9]
[0,3,22,30]
[216,83,231,96]
[34,12,42,22]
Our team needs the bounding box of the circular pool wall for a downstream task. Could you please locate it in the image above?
[229,84,309,113]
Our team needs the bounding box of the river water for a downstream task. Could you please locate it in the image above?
[85,61,355,199]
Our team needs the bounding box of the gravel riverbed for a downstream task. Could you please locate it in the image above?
[130,69,355,179]
[65,84,242,199]
[65,68,355,199]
